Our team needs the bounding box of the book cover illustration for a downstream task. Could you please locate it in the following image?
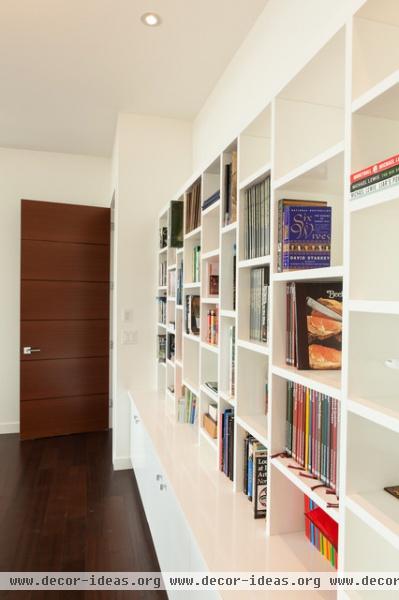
[253,451,267,519]
[295,282,342,370]
[282,206,331,271]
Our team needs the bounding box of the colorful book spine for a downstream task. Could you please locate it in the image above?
[350,172,399,200]
[282,206,331,271]
[350,152,399,184]
[286,382,340,494]
[304,496,338,569]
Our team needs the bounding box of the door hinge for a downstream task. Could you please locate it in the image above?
[110,340,114,350]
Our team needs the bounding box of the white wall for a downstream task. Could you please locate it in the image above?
[112,114,192,468]
[0,147,111,433]
[192,0,361,170]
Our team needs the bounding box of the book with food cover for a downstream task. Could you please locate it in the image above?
[295,282,342,370]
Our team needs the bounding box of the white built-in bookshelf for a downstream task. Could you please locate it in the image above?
[152,0,399,593]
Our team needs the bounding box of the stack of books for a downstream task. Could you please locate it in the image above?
[286,281,342,370]
[243,435,268,519]
[250,267,269,344]
[178,387,198,424]
[304,496,338,568]
[244,176,270,259]
[223,151,238,226]
[219,408,234,480]
[285,381,340,493]
[350,152,399,200]
[277,200,331,272]
[185,180,201,233]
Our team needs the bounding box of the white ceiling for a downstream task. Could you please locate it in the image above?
[0,0,268,157]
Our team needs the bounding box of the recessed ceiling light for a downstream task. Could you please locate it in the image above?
[141,12,162,27]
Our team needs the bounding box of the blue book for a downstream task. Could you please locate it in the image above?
[282,206,331,271]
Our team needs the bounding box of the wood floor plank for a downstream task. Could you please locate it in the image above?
[0,431,166,600]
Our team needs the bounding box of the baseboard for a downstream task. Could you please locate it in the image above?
[113,456,132,471]
[0,422,20,434]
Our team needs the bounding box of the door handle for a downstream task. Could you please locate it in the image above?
[23,347,41,355]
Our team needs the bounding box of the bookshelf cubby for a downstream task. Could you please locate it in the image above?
[149,1,399,589]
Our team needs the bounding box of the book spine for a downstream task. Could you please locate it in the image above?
[350,173,399,200]
[350,163,399,192]
[350,152,399,184]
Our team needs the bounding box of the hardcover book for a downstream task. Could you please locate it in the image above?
[169,200,183,248]
[282,206,332,271]
[277,199,327,272]
[253,449,267,519]
[295,282,342,370]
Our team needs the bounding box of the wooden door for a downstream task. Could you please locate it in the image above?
[20,200,110,440]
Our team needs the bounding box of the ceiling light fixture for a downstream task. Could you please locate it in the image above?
[141,12,162,27]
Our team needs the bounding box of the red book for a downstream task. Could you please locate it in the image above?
[351,153,399,184]
[305,506,338,550]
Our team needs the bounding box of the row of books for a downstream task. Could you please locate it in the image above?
[304,496,338,569]
[244,176,270,259]
[157,334,166,363]
[185,180,201,234]
[350,152,399,200]
[177,387,198,424]
[202,189,220,211]
[224,151,238,226]
[243,435,267,519]
[157,297,166,324]
[249,266,269,344]
[286,281,342,370]
[159,260,167,287]
[168,269,176,297]
[192,245,201,282]
[185,295,200,335]
[277,199,331,272]
[286,382,340,493]
[206,309,218,345]
[176,261,183,305]
[220,408,234,480]
[159,226,167,249]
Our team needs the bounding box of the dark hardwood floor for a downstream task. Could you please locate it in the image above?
[0,431,167,599]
